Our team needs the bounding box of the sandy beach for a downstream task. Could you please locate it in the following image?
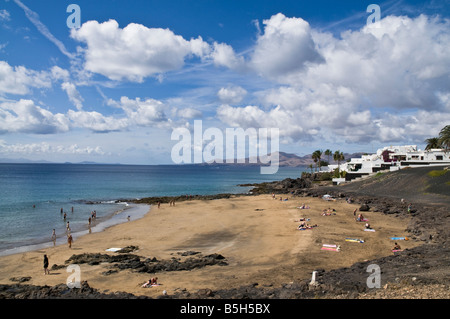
[0,193,418,298]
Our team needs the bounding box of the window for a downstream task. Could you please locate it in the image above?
[436,155,443,160]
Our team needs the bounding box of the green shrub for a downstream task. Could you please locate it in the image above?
[427,170,448,177]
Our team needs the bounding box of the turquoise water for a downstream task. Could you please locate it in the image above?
[0,163,304,255]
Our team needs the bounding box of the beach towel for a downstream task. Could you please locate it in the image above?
[321,247,340,251]
[345,238,364,243]
[364,229,376,232]
[322,244,337,248]
[392,249,403,252]
[390,237,409,240]
[105,248,122,252]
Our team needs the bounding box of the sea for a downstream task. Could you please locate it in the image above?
[0,163,304,256]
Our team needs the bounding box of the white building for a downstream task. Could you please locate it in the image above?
[328,145,450,184]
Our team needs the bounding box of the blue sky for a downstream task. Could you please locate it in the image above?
[1,0,449,164]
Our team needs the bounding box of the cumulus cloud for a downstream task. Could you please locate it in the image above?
[0,99,70,134]
[215,13,450,146]
[71,19,211,82]
[174,107,202,119]
[67,109,128,133]
[217,104,306,141]
[210,42,245,71]
[217,86,247,104]
[210,13,324,78]
[114,96,169,126]
[0,61,52,95]
[249,13,324,79]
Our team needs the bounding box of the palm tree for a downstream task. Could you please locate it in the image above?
[333,150,345,177]
[308,164,314,174]
[324,149,332,164]
[311,152,318,172]
[438,125,450,151]
[312,149,323,172]
[424,137,441,151]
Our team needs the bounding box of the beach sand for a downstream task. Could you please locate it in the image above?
[0,194,418,298]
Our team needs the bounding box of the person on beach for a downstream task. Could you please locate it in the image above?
[51,229,56,246]
[43,254,49,275]
[141,277,158,288]
[356,213,364,222]
[393,242,401,250]
[67,234,73,248]
[66,221,71,234]
[158,202,160,209]
[365,223,372,229]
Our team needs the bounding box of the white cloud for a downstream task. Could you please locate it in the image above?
[67,109,128,133]
[0,9,10,21]
[71,19,211,82]
[217,104,306,140]
[50,66,70,81]
[0,99,70,134]
[215,13,450,146]
[0,61,52,95]
[217,86,247,104]
[210,42,245,71]
[249,13,324,79]
[175,107,202,119]
[114,96,169,126]
[61,82,84,110]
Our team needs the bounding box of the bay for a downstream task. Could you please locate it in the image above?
[0,163,303,255]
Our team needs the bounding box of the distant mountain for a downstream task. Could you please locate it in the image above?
[202,151,365,167]
[0,158,54,164]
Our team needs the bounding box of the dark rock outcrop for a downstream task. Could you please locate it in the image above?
[57,251,228,275]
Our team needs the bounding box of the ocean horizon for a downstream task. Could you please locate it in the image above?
[0,163,304,256]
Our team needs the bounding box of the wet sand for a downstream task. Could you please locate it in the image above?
[0,194,418,298]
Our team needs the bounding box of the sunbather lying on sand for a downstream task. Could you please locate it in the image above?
[297,222,318,230]
[141,277,158,288]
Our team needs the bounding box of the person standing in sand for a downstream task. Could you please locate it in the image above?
[43,254,49,275]
[67,234,73,248]
[51,229,56,246]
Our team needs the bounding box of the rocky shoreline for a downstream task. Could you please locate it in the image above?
[0,168,448,299]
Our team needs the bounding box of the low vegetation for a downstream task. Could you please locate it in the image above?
[427,170,448,178]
